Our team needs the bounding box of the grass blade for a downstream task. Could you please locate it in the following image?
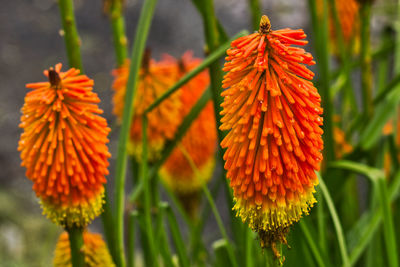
[149,87,211,178]
[127,211,138,267]
[202,183,239,267]
[330,161,400,266]
[299,220,328,267]
[145,30,248,113]
[317,173,350,267]
[113,1,158,266]
[162,202,191,267]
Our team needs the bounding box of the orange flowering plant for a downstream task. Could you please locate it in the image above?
[19,64,111,228]
[12,0,400,266]
[220,15,323,253]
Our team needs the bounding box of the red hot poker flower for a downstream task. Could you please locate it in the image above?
[18,63,111,227]
[161,52,217,218]
[111,53,182,161]
[220,15,323,251]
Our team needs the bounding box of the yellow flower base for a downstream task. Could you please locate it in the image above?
[128,138,165,163]
[233,187,317,232]
[41,190,104,228]
[160,157,215,194]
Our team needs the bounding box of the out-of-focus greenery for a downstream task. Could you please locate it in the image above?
[0,190,60,267]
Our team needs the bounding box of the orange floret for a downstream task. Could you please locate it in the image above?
[333,127,353,158]
[18,63,111,227]
[220,16,323,249]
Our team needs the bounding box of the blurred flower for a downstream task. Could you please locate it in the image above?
[19,64,111,227]
[160,52,217,218]
[333,127,353,158]
[111,52,182,161]
[383,120,394,136]
[317,0,360,54]
[382,117,400,177]
[332,116,353,159]
[53,231,115,267]
[220,15,323,253]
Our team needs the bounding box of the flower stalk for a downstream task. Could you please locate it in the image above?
[360,1,373,118]
[66,227,85,267]
[113,0,158,266]
[58,0,83,71]
[106,0,128,66]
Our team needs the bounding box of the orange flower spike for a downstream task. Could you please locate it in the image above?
[19,63,111,227]
[54,231,115,267]
[112,51,182,161]
[220,16,323,251]
[161,52,217,194]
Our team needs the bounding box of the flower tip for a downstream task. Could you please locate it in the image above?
[259,15,271,34]
[48,68,61,87]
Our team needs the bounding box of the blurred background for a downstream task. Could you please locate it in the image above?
[0,0,395,266]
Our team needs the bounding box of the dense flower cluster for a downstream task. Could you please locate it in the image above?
[19,64,111,227]
[220,16,323,248]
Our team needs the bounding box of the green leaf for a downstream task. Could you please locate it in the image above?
[213,239,233,267]
[145,30,248,114]
[299,220,328,267]
[317,173,350,267]
[113,1,158,266]
[329,162,400,267]
[161,202,191,267]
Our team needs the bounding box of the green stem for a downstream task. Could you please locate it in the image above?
[144,30,247,113]
[265,246,280,267]
[334,165,400,265]
[299,221,327,267]
[58,0,83,71]
[248,0,261,30]
[316,191,327,255]
[148,88,211,179]
[127,211,138,267]
[114,1,158,266]
[373,73,400,104]
[245,229,254,267]
[162,203,191,267]
[308,0,335,163]
[154,204,174,267]
[66,227,85,267]
[360,2,373,118]
[109,0,128,66]
[330,41,395,81]
[328,0,358,116]
[191,0,228,43]
[318,174,350,267]
[377,178,399,267]
[200,0,225,145]
[101,188,118,265]
[140,116,158,266]
[202,184,239,267]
